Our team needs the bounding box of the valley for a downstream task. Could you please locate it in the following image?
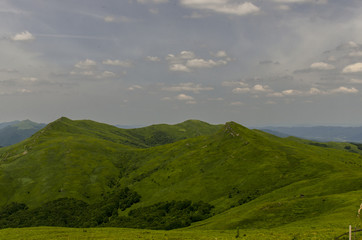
[0,117,361,239]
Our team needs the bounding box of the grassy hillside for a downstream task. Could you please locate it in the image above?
[0,120,45,147]
[0,226,351,240]
[0,117,361,232]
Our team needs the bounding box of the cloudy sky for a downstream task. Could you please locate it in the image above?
[1,0,362,126]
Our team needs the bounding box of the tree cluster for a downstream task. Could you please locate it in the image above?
[0,188,213,230]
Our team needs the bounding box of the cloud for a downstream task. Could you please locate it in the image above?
[259,60,280,65]
[222,81,248,87]
[350,78,362,84]
[348,51,362,57]
[70,70,95,76]
[232,87,250,93]
[280,86,358,96]
[310,62,335,70]
[232,84,271,94]
[329,86,358,94]
[11,31,35,41]
[74,59,97,69]
[180,0,260,16]
[212,50,227,58]
[276,4,290,10]
[166,50,229,72]
[253,84,271,92]
[273,0,327,4]
[169,64,191,72]
[186,58,227,68]
[230,101,243,106]
[21,77,38,82]
[282,89,303,96]
[336,41,360,51]
[342,63,362,73]
[128,85,143,91]
[176,93,194,100]
[137,0,168,3]
[104,16,116,22]
[162,82,213,93]
[99,71,116,78]
[146,56,161,62]
[102,59,133,67]
[267,92,284,97]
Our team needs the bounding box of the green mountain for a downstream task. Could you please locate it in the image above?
[0,120,46,147]
[0,117,361,231]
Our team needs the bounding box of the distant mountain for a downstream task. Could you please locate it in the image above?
[0,121,20,130]
[115,124,144,129]
[0,120,46,147]
[0,117,361,231]
[260,126,362,142]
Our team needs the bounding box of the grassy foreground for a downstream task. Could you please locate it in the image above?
[0,226,354,240]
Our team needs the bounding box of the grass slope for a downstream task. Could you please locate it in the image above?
[0,226,352,240]
[0,118,361,232]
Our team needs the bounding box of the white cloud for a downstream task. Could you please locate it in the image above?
[232,84,271,94]
[273,0,327,4]
[267,92,284,97]
[276,4,290,10]
[230,101,244,106]
[350,78,362,84]
[128,85,143,91]
[253,84,271,92]
[70,71,95,76]
[180,1,260,16]
[222,81,248,87]
[176,93,194,100]
[232,87,250,93]
[162,82,213,93]
[342,63,362,73]
[99,71,116,78]
[11,31,35,41]
[214,50,227,58]
[169,64,191,72]
[280,86,358,96]
[208,97,224,101]
[308,87,324,95]
[19,88,32,93]
[166,51,229,72]
[310,62,335,70]
[137,0,168,3]
[349,51,362,57]
[146,56,161,62]
[104,16,116,22]
[329,86,358,94]
[180,51,196,59]
[75,59,97,69]
[102,59,133,67]
[282,89,303,96]
[21,77,38,82]
[186,58,227,68]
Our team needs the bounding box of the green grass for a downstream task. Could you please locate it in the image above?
[0,226,356,239]
[0,118,362,233]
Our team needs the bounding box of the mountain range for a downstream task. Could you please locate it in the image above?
[261,126,362,143]
[0,117,361,231]
[0,120,45,147]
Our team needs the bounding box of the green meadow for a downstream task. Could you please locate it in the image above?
[0,117,361,239]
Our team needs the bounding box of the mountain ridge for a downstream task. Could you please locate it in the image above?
[0,117,361,231]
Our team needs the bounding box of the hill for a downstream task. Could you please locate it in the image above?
[262,126,362,142]
[0,118,361,231]
[0,120,46,147]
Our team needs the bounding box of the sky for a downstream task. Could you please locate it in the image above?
[1,0,362,127]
